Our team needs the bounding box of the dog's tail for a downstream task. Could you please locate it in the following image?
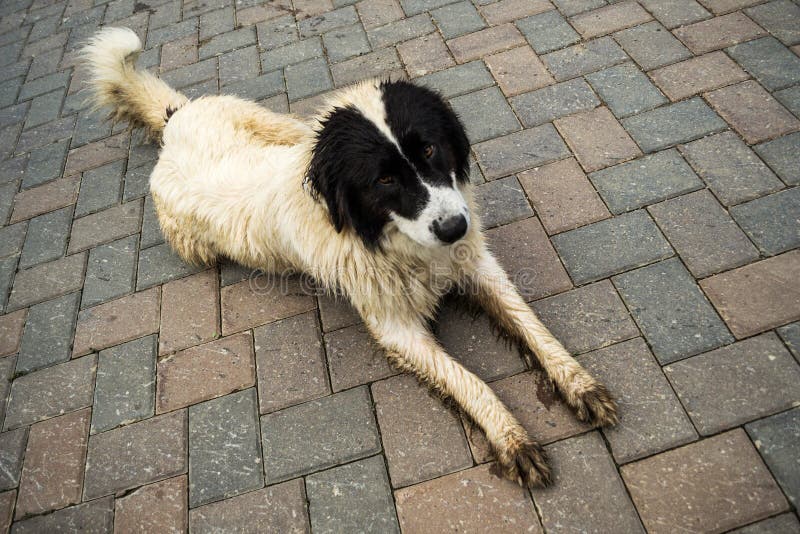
[81,27,187,139]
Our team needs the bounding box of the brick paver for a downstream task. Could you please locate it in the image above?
[0,0,798,530]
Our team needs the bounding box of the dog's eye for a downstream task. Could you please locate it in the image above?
[378,176,395,185]
[423,144,435,159]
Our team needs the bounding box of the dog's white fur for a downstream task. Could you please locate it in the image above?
[82,27,617,487]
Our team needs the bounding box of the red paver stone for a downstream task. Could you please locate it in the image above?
[479,0,551,25]
[554,107,642,172]
[161,35,198,72]
[673,12,766,54]
[395,463,542,533]
[649,51,749,101]
[485,46,554,97]
[485,217,572,300]
[114,476,188,534]
[64,132,129,176]
[83,409,187,500]
[255,311,330,413]
[570,1,653,38]
[447,24,527,63]
[15,408,91,519]
[159,269,220,354]
[0,491,13,533]
[9,175,80,223]
[705,80,800,144]
[324,323,396,392]
[372,374,473,488]
[518,158,610,234]
[621,429,789,534]
[73,287,161,356]
[317,293,361,332]
[7,255,86,311]
[397,33,454,77]
[0,309,26,357]
[220,274,316,335]
[67,200,143,253]
[700,250,800,338]
[189,479,309,533]
[156,332,256,413]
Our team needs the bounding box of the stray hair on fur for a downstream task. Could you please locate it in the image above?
[81,26,618,488]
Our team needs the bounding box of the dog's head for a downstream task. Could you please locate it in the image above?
[306,79,471,249]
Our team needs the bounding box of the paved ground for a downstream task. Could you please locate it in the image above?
[0,0,799,531]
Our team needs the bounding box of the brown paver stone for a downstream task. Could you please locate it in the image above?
[7,255,85,312]
[673,11,766,54]
[395,463,542,533]
[485,217,572,301]
[621,429,789,534]
[114,475,188,534]
[0,309,26,357]
[0,491,13,533]
[159,269,220,355]
[372,373,473,488]
[73,287,161,356]
[357,0,404,29]
[570,1,653,39]
[64,132,129,176]
[3,355,96,431]
[665,333,800,435]
[220,274,316,335]
[189,479,309,533]
[554,107,642,172]
[11,496,114,534]
[397,33,454,77]
[485,45,554,97]
[255,311,330,413]
[317,293,361,332]
[579,338,698,463]
[67,199,143,253]
[15,408,90,519]
[649,51,749,101]
[700,250,800,338]
[532,431,644,533]
[479,0,551,26]
[83,409,187,500]
[447,24,526,63]
[156,332,255,413]
[9,175,79,223]
[325,323,396,392]
[705,80,800,144]
[518,158,611,235]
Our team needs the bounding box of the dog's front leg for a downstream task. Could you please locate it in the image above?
[463,249,618,427]
[366,316,552,488]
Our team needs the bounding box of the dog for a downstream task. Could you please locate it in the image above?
[82,26,618,487]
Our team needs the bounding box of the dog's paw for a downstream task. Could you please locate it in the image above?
[572,382,618,427]
[493,439,552,489]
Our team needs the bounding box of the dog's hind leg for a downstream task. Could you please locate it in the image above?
[366,316,551,488]
[462,250,618,428]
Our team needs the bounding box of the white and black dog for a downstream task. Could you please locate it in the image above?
[83,27,617,487]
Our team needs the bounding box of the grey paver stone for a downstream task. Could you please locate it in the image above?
[449,86,520,144]
[68,200,142,254]
[0,427,27,490]
[730,514,800,534]
[542,36,628,81]
[18,71,69,102]
[256,14,298,51]
[666,333,800,435]
[147,18,198,48]
[745,0,800,45]
[285,57,332,101]
[727,36,800,91]
[141,195,165,249]
[307,456,400,534]
[322,24,370,63]
[414,61,494,98]
[516,10,579,54]
[755,132,800,185]
[91,334,156,434]
[614,21,692,70]
[82,234,138,308]
[123,160,154,201]
[22,139,69,189]
[199,9,234,41]
[137,242,203,290]
[189,388,264,507]
[262,37,323,72]
[0,256,16,312]
[680,131,784,206]
[638,0,710,29]
[589,148,703,214]
[473,125,570,180]
[75,160,124,217]
[298,5,358,37]
[25,89,64,130]
[4,355,97,431]
[17,292,80,374]
[400,0,458,16]
[225,71,285,102]
[552,209,673,284]
[0,223,25,259]
[585,63,667,118]
[7,253,86,311]
[474,176,533,228]
[199,28,256,59]
[430,1,485,39]
[730,187,800,256]
[366,14,434,48]
[219,46,260,86]
[622,97,727,153]
[745,406,800,507]
[11,497,113,533]
[260,386,381,482]
[777,321,800,362]
[510,78,599,128]
[324,323,395,392]
[552,0,606,16]
[614,257,734,364]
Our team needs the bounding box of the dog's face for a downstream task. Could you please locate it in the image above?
[307,80,471,248]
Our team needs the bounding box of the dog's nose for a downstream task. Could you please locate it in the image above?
[432,214,468,244]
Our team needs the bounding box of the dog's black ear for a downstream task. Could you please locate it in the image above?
[306,139,348,233]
